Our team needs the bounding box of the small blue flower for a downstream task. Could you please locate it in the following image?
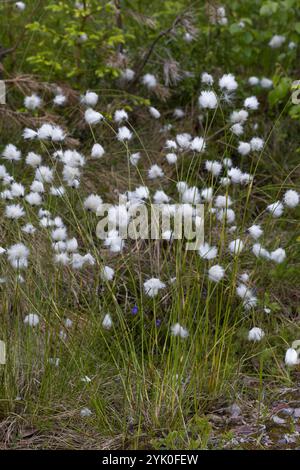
[155,319,161,327]
[131,305,138,315]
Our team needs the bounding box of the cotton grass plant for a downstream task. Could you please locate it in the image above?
[0,67,300,449]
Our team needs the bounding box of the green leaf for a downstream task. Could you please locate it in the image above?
[268,77,292,107]
[260,1,278,16]
[229,23,242,34]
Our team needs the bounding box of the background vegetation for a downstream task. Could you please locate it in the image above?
[0,0,300,450]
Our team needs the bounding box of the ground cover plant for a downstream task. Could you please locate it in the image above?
[0,0,300,450]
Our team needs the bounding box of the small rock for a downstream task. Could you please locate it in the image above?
[277,438,286,445]
[208,413,224,424]
[294,408,300,418]
[283,433,298,444]
[272,415,286,425]
[230,403,242,418]
[280,407,294,416]
[224,403,242,418]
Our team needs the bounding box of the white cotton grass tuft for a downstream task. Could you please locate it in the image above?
[244,96,259,110]
[208,265,225,282]
[176,181,188,194]
[176,133,191,149]
[285,347,300,366]
[250,137,264,151]
[24,94,42,110]
[84,194,102,212]
[252,243,270,260]
[153,190,170,204]
[228,167,242,184]
[270,248,286,264]
[219,73,238,92]
[240,272,249,283]
[228,239,244,255]
[144,278,166,297]
[181,186,200,204]
[142,73,157,89]
[103,230,124,253]
[149,106,161,119]
[102,313,113,330]
[269,35,286,48]
[26,152,42,167]
[81,91,98,107]
[121,68,135,82]
[230,109,248,123]
[101,266,115,281]
[23,128,37,140]
[53,94,66,106]
[266,201,284,218]
[216,208,235,224]
[2,144,21,162]
[173,108,185,118]
[114,109,128,123]
[201,187,213,202]
[247,224,263,240]
[5,204,25,219]
[148,164,164,179]
[52,227,67,242]
[166,153,177,164]
[248,327,265,342]
[201,72,214,85]
[80,407,92,417]
[129,152,141,166]
[24,313,39,327]
[37,123,65,141]
[283,190,299,208]
[198,243,218,260]
[248,76,259,86]
[35,166,53,183]
[15,1,26,10]
[66,238,78,252]
[190,137,206,152]
[214,195,232,208]
[165,139,177,150]
[7,243,29,269]
[237,141,251,156]
[50,186,65,197]
[91,143,105,159]
[55,253,69,265]
[31,181,45,194]
[117,126,132,141]
[231,123,244,136]
[81,376,92,383]
[198,90,218,109]
[11,183,25,198]
[108,205,129,229]
[205,160,222,177]
[171,323,189,339]
[84,108,103,125]
[25,192,42,206]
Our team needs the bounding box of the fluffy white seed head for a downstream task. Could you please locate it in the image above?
[208,265,225,282]
[24,94,42,110]
[198,90,218,109]
[285,348,299,366]
[143,278,166,297]
[248,327,265,342]
[283,190,299,208]
[171,323,189,338]
[102,313,113,330]
[91,143,105,159]
[24,313,40,327]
